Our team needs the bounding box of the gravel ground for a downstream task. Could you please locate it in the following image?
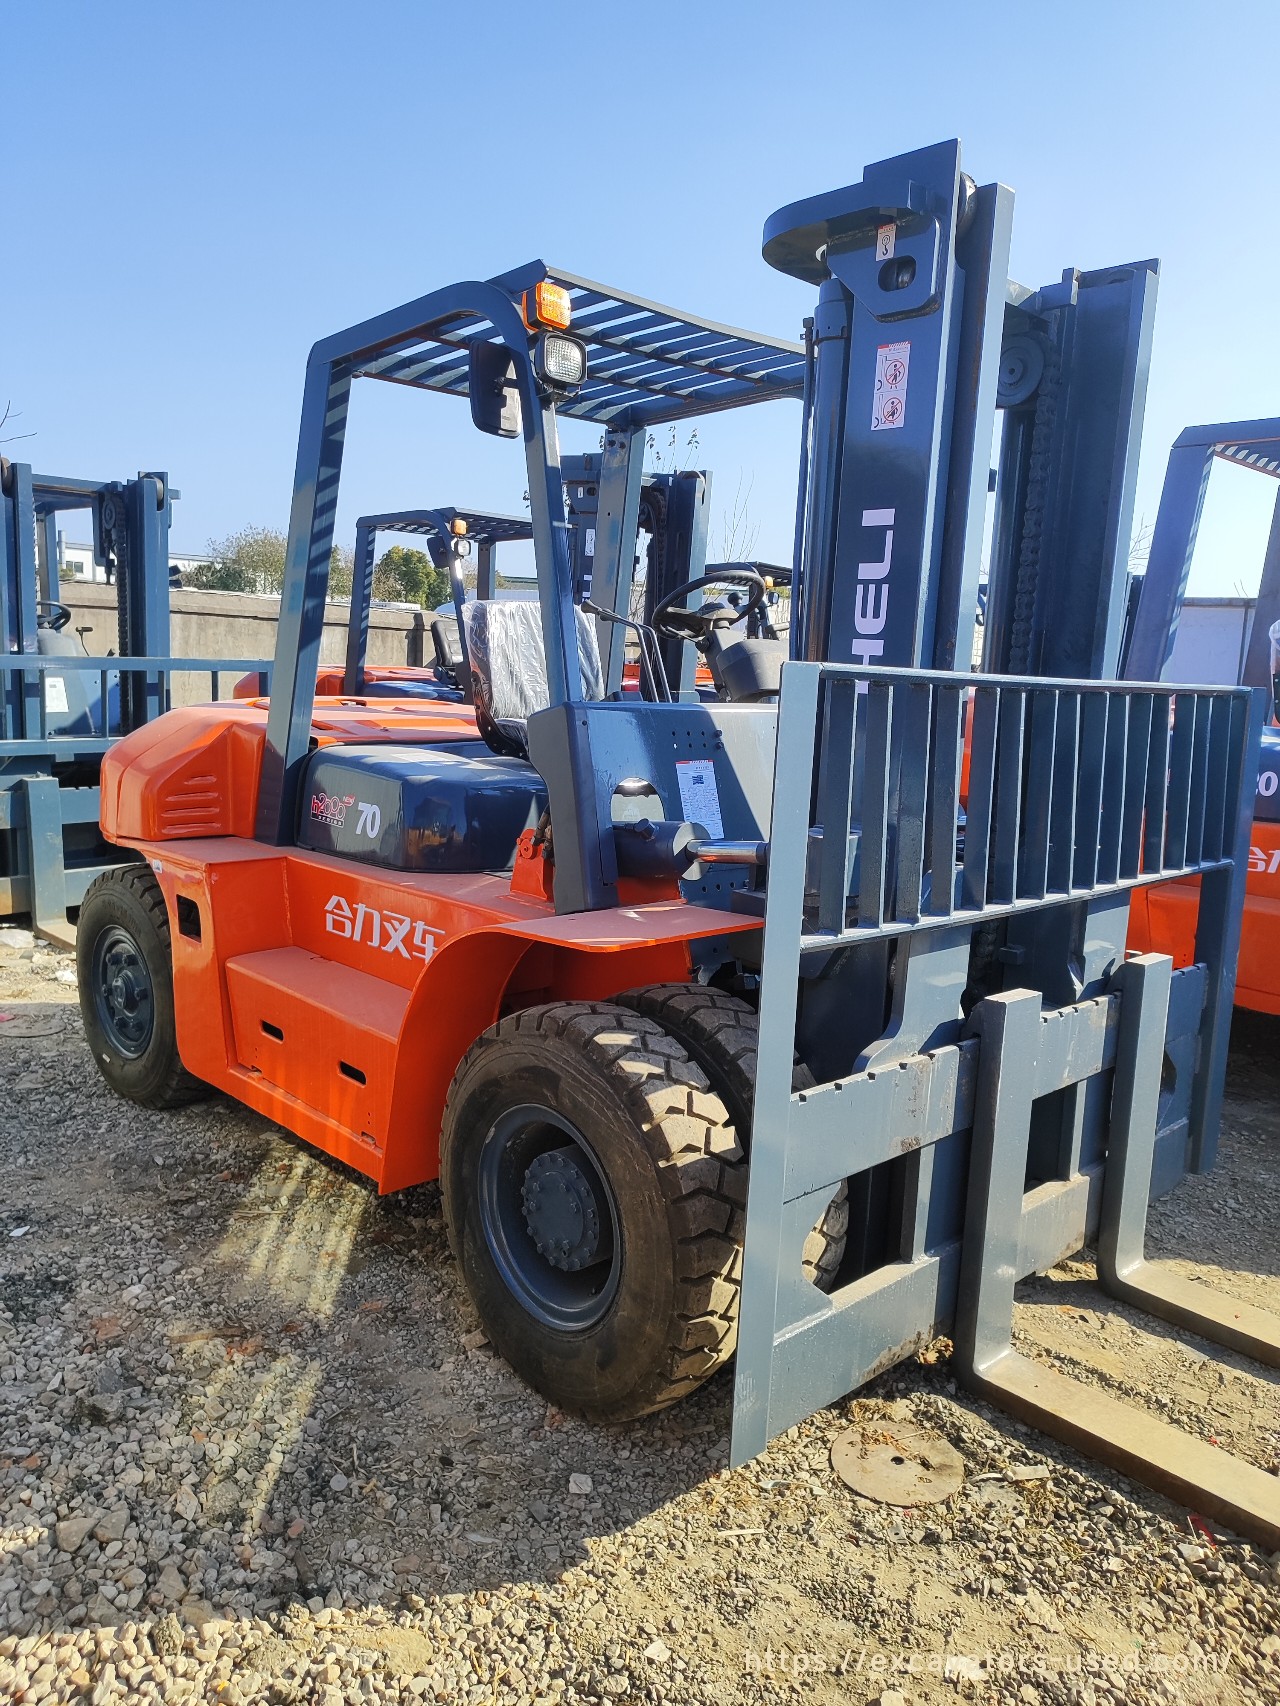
[1,922,1278,1706]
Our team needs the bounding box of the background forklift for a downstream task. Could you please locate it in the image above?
[0,461,268,940]
[338,505,530,701]
[73,142,1278,1542]
[1122,417,1280,1013]
[240,480,775,710]
[233,505,533,706]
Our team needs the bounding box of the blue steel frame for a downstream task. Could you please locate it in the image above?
[1124,418,1280,688]
[254,266,805,850]
[769,141,1013,677]
[343,506,532,693]
[562,460,715,696]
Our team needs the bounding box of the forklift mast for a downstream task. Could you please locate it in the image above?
[1,461,270,935]
[1122,417,1280,690]
[563,454,713,697]
[772,140,1156,683]
[1,464,174,740]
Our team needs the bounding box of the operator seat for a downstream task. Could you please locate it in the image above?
[462,600,604,758]
[432,613,463,676]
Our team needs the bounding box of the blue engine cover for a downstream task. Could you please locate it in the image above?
[298,743,547,873]
[358,678,463,702]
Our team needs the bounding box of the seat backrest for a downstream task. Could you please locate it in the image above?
[431,614,462,671]
[461,600,603,756]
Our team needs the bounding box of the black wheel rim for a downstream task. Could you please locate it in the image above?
[476,1103,621,1331]
[91,924,155,1059]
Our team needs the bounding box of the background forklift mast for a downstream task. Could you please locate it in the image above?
[1122,418,1280,1013]
[1,463,174,739]
[564,456,713,697]
[1,463,266,935]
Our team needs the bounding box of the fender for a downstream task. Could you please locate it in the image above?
[380,924,695,1191]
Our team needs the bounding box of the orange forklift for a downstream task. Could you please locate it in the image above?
[79,265,844,1422]
[75,147,1276,1528]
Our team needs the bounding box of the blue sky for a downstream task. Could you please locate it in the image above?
[4,1,1279,596]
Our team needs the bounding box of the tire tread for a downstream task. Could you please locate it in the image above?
[616,982,848,1288]
[441,998,749,1418]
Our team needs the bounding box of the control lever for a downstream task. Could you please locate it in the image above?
[580,599,672,702]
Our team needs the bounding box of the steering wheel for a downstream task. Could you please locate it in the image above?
[651,569,767,641]
[36,600,72,632]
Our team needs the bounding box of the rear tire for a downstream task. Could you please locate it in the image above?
[76,864,206,1110]
[616,982,849,1288]
[440,1001,747,1422]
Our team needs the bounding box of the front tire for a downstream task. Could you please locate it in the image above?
[616,983,849,1288]
[76,864,205,1109]
[440,1001,747,1422]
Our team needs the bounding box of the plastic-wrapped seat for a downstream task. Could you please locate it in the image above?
[461,601,604,758]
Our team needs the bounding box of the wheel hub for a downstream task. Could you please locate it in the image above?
[92,927,154,1058]
[109,964,144,1008]
[521,1144,608,1271]
[476,1104,622,1331]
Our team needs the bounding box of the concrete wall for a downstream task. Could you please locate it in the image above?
[60,582,426,705]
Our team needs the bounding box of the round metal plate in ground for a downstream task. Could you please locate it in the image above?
[830,1422,964,1505]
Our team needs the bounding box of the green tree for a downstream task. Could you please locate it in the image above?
[329,543,355,600]
[181,529,438,605]
[185,526,287,594]
[371,544,450,609]
[183,528,359,600]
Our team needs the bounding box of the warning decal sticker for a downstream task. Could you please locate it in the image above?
[876,222,896,262]
[675,759,724,840]
[871,340,910,432]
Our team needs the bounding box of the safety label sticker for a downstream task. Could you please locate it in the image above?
[44,676,69,715]
[584,527,596,558]
[676,759,724,839]
[871,340,910,432]
[876,222,896,262]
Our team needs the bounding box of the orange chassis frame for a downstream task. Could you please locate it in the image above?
[100,695,758,1194]
[1128,820,1280,1016]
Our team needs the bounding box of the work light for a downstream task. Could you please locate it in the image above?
[522,281,574,331]
[535,333,588,392]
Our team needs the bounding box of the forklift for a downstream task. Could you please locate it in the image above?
[75,142,1280,1541]
[1122,418,1280,1014]
[245,482,731,708]
[233,505,533,706]
[0,462,268,940]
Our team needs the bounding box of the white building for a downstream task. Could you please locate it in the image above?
[57,536,210,586]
